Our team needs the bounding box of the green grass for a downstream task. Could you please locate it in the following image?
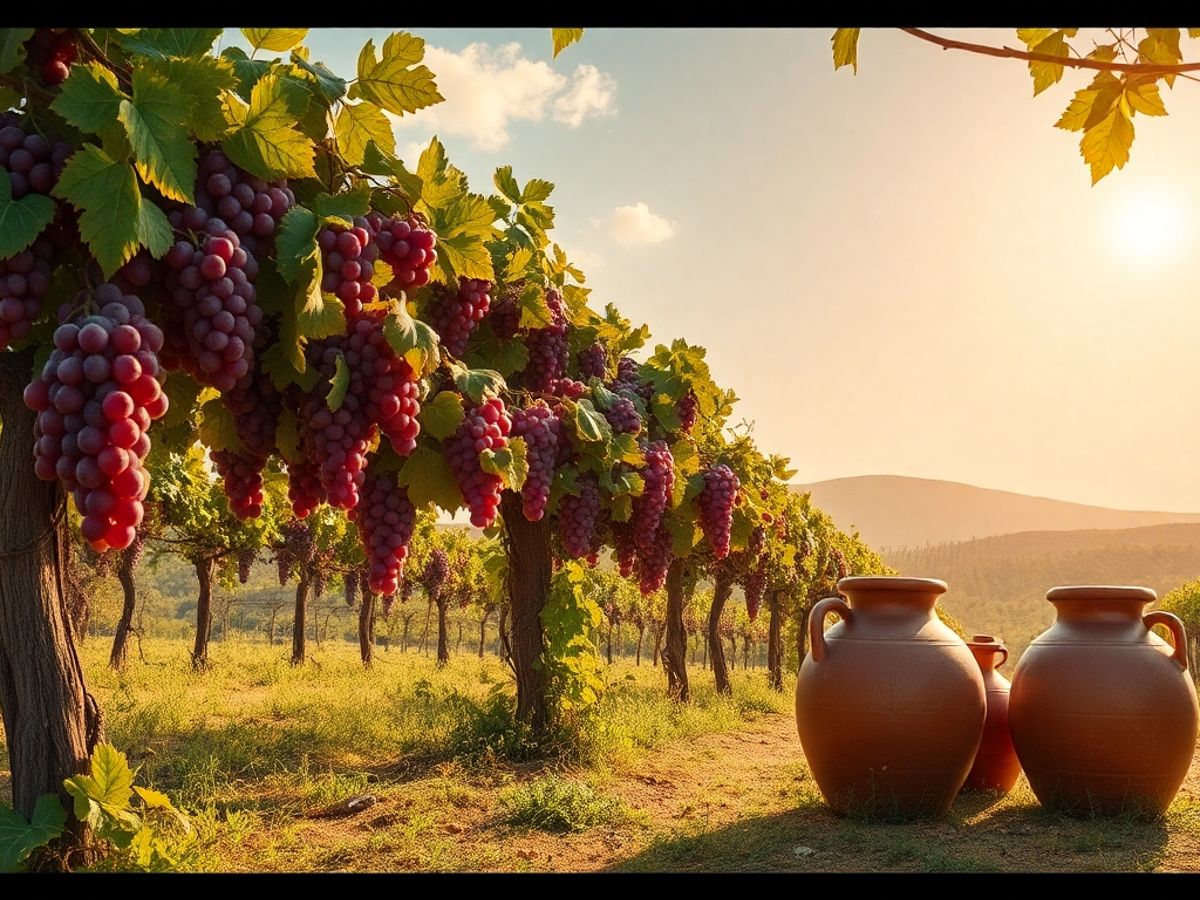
[499,775,633,832]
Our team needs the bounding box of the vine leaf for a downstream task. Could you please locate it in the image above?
[63,744,138,832]
[275,407,301,463]
[50,63,124,134]
[480,440,529,491]
[552,28,584,59]
[145,56,239,143]
[326,351,350,412]
[313,186,371,226]
[382,303,440,375]
[831,28,860,73]
[290,52,347,105]
[450,364,505,404]
[221,72,317,181]
[242,28,309,52]
[1080,106,1134,184]
[349,31,443,117]
[0,795,65,873]
[397,445,463,513]
[335,101,395,166]
[221,46,270,100]
[119,69,198,205]
[113,28,221,59]
[0,174,55,259]
[1125,78,1167,117]
[197,398,246,454]
[0,29,33,75]
[1055,72,1123,132]
[493,165,522,204]
[420,391,466,440]
[1017,28,1075,96]
[275,205,318,282]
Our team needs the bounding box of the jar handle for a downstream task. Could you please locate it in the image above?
[809,597,852,663]
[1144,611,1188,671]
[994,647,1009,669]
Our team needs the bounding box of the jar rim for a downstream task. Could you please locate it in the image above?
[1046,585,1157,603]
[837,576,948,595]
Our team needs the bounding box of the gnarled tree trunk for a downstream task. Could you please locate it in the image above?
[191,556,216,670]
[767,590,784,690]
[0,353,102,826]
[292,572,309,666]
[436,598,449,667]
[501,492,551,729]
[109,553,138,670]
[662,560,689,702]
[359,590,376,667]
[652,623,663,667]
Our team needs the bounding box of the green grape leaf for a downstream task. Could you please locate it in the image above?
[159,373,209,431]
[221,47,270,99]
[650,392,682,432]
[313,185,370,226]
[326,351,350,412]
[668,514,700,557]
[493,165,522,204]
[729,507,756,552]
[360,142,423,202]
[135,199,173,260]
[275,406,301,463]
[472,324,529,376]
[0,86,18,110]
[831,28,860,73]
[685,472,707,504]
[503,247,534,282]
[51,63,124,135]
[296,273,345,342]
[290,52,347,104]
[567,399,611,444]
[382,303,440,375]
[610,493,632,523]
[197,398,246,454]
[611,432,645,466]
[552,28,584,59]
[0,794,66,873]
[420,391,465,440]
[522,178,554,204]
[51,145,149,276]
[349,31,443,117]
[437,232,495,283]
[518,282,554,328]
[261,341,319,392]
[276,205,319,282]
[1080,106,1134,184]
[335,101,395,166]
[114,28,221,59]
[242,28,309,52]
[64,743,139,833]
[451,365,505,404]
[480,440,529,491]
[118,69,197,204]
[397,445,463,513]
[221,72,317,181]
[0,174,56,259]
[143,55,239,143]
[0,29,34,75]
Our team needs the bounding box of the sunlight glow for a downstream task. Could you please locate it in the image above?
[1106,185,1192,266]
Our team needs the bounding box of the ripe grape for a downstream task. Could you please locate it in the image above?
[602,393,641,435]
[274,519,313,585]
[742,554,768,622]
[428,277,491,357]
[519,288,568,392]
[615,356,654,404]
[550,377,586,399]
[0,120,71,200]
[830,547,849,581]
[236,548,255,584]
[636,524,673,596]
[511,402,558,522]
[286,458,325,519]
[23,29,77,86]
[422,548,450,601]
[0,237,55,349]
[559,475,601,559]
[488,283,521,340]
[344,570,359,607]
[190,149,294,255]
[697,464,739,559]
[353,469,416,596]
[444,396,512,529]
[612,522,637,578]
[211,450,265,519]
[678,390,698,433]
[577,342,608,380]
[631,440,674,553]
[368,212,437,290]
[317,219,381,320]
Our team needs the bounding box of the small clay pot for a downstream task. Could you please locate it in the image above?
[1009,586,1199,817]
[795,576,985,819]
[961,634,1020,794]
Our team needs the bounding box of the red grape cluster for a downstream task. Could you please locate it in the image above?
[830,547,849,581]
[742,553,768,621]
[358,323,422,457]
[445,396,512,528]
[162,222,261,392]
[511,402,559,522]
[678,390,698,433]
[612,522,637,578]
[616,356,654,404]
[488,283,521,340]
[521,288,568,393]
[631,440,674,553]
[602,393,641,435]
[212,373,281,518]
[210,450,264,519]
[549,377,586,400]
[236,548,255,584]
[369,213,437,290]
[318,220,381,320]
[636,523,673,595]
[192,150,294,255]
[0,236,54,349]
[298,384,373,511]
[274,519,313,585]
[23,29,77,85]
[427,277,491,357]
[0,124,71,199]
[25,285,167,552]
[422,548,450,601]
[286,458,325,519]
[697,464,739,559]
[577,342,608,380]
[344,570,359,607]
[352,469,416,595]
[559,474,601,559]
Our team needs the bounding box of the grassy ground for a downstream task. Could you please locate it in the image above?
[2,636,1199,872]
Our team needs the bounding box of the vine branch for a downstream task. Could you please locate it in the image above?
[901,27,1200,75]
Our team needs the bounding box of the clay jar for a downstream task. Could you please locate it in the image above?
[1009,586,1199,817]
[961,635,1021,793]
[796,576,986,819]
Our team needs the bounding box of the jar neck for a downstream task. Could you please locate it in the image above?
[1051,597,1147,625]
[843,589,939,617]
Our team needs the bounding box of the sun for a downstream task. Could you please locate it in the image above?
[1106,185,1192,266]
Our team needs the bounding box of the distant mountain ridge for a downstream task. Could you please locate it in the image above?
[793,475,1200,550]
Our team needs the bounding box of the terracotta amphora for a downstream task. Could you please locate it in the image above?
[961,635,1021,793]
[1009,586,1199,817]
[795,576,986,819]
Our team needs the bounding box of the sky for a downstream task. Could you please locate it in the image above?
[231,28,1200,512]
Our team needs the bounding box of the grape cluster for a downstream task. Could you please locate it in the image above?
[559,475,601,559]
[445,397,512,528]
[0,237,54,349]
[344,570,359,607]
[353,470,416,596]
[616,356,654,404]
[577,342,608,380]
[697,464,739,560]
[742,554,768,621]
[678,390,698,433]
[520,289,568,393]
[550,377,586,400]
[318,221,381,320]
[612,522,637,578]
[23,29,77,85]
[211,450,265,519]
[400,576,413,605]
[123,530,145,571]
[0,124,71,199]
[286,458,325,519]
[511,402,559,522]
[488,283,521,340]
[212,373,281,518]
[236,548,255,584]
[369,213,437,290]
[192,149,294,255]
[274,519,313,585]
[631,440,674,553]
[636,524,673,595]
[830,547,849,581]
[428,277,491,357]
[162,222,261,392]
[602,394,641,435]
[422,548,450,601]
[25,286,167,552]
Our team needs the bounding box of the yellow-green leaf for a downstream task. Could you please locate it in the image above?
[1080,106,1134,184]
[335,101,395,166]
[397,445,463,513]
[1125,79,1168,117]
[198,398,246,453]
[242,28,309,53]
[349,32,443,117]
[420,391,465,440]
[326,351,350,411]
[51,145,148,276]
[382,303,440,375]
[118,69,198,204]
[552,29,584,59]
[1027,29,1070,96]
[143,55,239,143]
[831,28,860,73]
[221,72,317,181]
[50,63,124,135]
[1055,72,1122,132]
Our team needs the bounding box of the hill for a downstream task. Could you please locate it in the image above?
[795,475,1200,550]
[886,522,1200,659]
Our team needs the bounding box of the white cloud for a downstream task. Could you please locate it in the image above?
[391,43,617,152]
[607,203,676,245]
[563,246,604,272]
